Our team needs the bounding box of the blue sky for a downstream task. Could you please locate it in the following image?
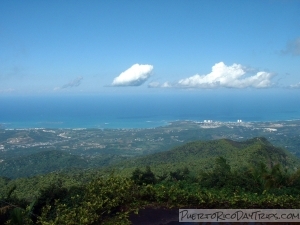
[0,0,299,95]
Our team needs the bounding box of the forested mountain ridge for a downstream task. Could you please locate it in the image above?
[1,137,299,180]
[112,137,300,175]
[1,137,300,224]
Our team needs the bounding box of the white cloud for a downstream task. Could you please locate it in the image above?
[148,81,160,88]
[112,64,153,86]
[177,62,274,89]
[161,82,172,88]
[281,37,300,56]
[148,81,172,88]
[289,82,300,89]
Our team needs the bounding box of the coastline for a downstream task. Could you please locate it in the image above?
[1,93,300,130]
[1,118,300,130]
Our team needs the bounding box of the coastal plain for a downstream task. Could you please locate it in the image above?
[1,120,300,162]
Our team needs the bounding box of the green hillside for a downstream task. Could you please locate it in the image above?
[2,137,300,224]
[111,137,300,176]
[0,150,127,179]
[1,137,299,180]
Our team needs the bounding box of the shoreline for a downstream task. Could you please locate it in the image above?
[1,119,300,130]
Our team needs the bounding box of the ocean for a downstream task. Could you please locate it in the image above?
[0,90,299,129]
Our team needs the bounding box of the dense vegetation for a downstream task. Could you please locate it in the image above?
[1,138,300,224]
[109,137,300,178]
[0,151,127,179]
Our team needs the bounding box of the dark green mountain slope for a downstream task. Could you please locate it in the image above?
[1,137,299,180]
[1,137,299,201]
[0,150,127,178]
[112,137,300,175]
[2,138,300,224]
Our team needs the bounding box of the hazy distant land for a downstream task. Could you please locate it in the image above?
[1,120,300,163]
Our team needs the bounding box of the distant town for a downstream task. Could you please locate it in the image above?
[1,119,300,161]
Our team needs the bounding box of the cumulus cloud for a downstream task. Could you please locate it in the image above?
[281,37,300,56]
[54,76,83,90]
[177,62,274,89]
[289,82,300,89]
[112,64,153,86]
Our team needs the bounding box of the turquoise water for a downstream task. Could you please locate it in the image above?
[0,91,299,129]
